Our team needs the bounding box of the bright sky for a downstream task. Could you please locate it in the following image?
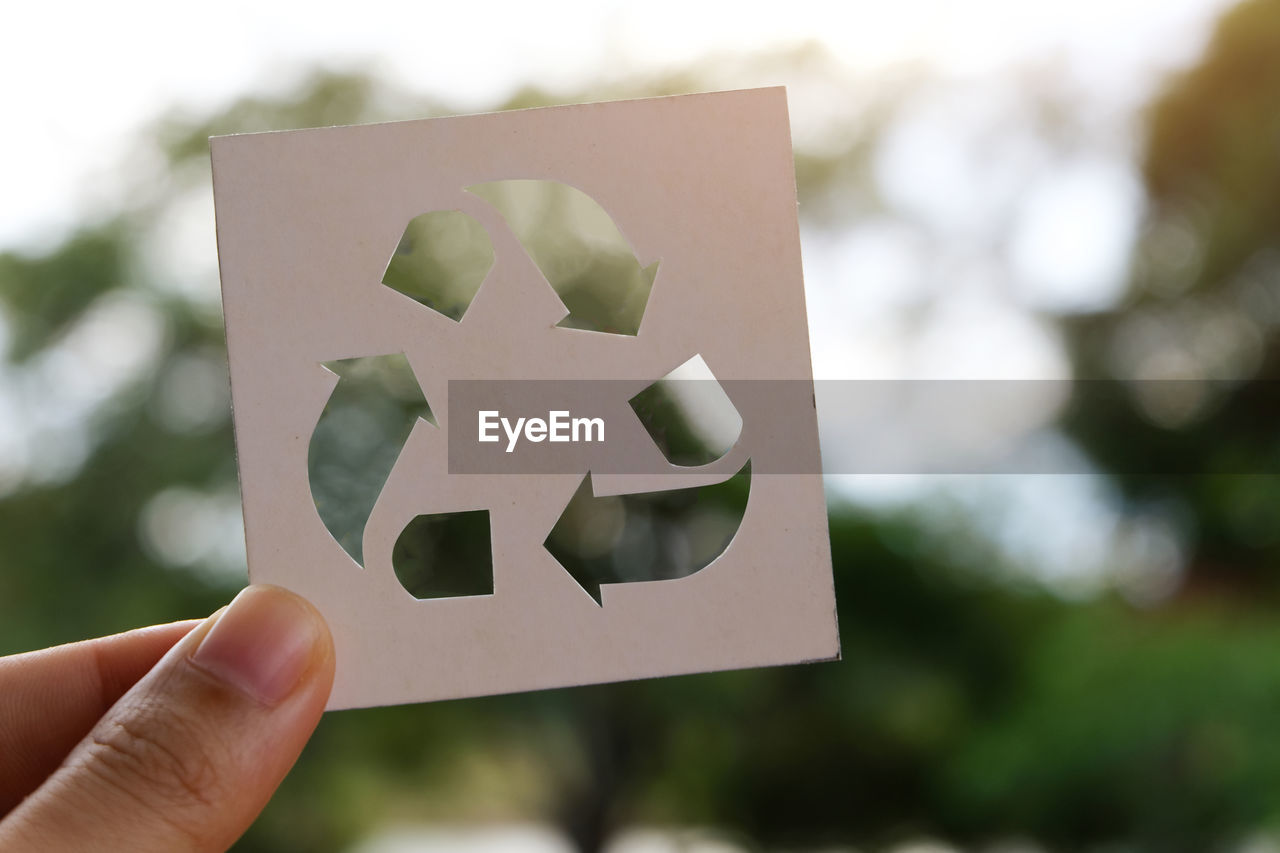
[2,0,1231,249]
[0,0,1240,602]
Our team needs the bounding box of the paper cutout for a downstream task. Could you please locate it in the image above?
[381,209,494,322]
[545,459,751,605]
[467,180,658,335]
[307,354,434,568]
[629,354,743,467]
[393,509,494,599]
[212,88,839,709]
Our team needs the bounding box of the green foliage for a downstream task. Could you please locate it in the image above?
[1144,0,1280,292]
[0,225,131,362]
[945,604,1280,851]
[1063,0,1280,596]
[5,15,1280,850]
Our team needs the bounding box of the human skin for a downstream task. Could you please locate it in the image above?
[0,584,334,852]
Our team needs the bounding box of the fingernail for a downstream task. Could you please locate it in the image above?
[190,585,323,706]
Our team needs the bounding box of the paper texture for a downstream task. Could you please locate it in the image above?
[212,87,839,709]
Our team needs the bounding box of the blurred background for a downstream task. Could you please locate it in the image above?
[5,0,1280,850]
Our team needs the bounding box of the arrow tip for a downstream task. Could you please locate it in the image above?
[545,472,609,606]
[642,260,659,286]
[543,541,605,606]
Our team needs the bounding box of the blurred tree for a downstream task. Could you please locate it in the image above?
[4,7,1280,850]
[1063,0,1280,596]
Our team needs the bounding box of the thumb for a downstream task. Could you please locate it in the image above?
[0,584,335,853]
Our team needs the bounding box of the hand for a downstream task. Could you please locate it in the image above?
[0,584,334,852]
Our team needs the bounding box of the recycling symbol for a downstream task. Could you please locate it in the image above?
[306,180,751,606]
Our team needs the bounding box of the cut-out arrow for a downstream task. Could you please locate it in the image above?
[467,180,657,336]
[630,354,743,467]
[381,209,494,322]
[544,459,751,605]
[307,353,434,568]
